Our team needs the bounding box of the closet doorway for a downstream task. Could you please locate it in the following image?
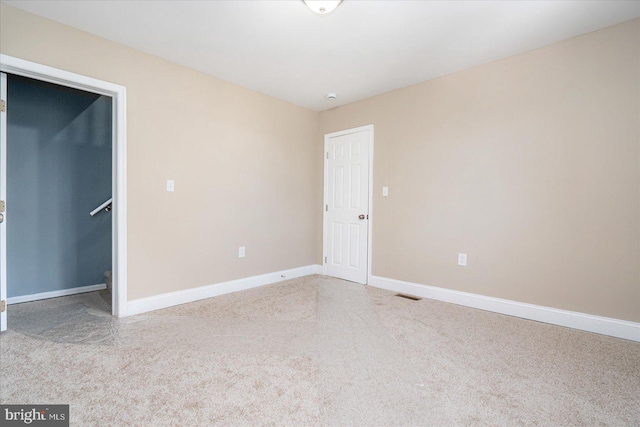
[0,55,127,332]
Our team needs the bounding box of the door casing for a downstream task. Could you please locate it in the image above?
[0,54,128,325]
[0,72,6,331]
[322,124,374,284]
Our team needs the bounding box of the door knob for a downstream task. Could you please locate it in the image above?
[358,214,365,220]
[0,213,3,223]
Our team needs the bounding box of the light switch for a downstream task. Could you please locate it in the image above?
[382,186,389,197]
[166,180,175,192]
[239,247,245,258]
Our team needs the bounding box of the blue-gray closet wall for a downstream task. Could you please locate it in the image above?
[7,74,112,298]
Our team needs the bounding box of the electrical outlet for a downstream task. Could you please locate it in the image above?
[239,246,245,258]
[458,253,467,266]
[166,180,175,192]
[382,186,389,197]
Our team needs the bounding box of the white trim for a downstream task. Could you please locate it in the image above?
[367,128,374,285]
[0,73,7,332]
[127,265,322,316]
[322,124,374,284]
[369,275,640,342]
[112,78,128,318]
[0,57,120,97]
[7,283,107,305]
[0,54,128,318]
[322,139,328,276]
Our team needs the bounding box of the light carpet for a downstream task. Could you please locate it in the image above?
[1,275,638,426]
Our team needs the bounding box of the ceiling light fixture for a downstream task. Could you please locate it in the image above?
[303,0,343,15]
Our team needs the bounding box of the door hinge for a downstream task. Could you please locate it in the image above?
[0,300,5,313]
[0,100,5,113]
[0,200,5,213]
[324,256,327,263]
[326,152,329,159]
[325,204,328,212]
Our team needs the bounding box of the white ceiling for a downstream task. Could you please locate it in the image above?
[4,0,640,111]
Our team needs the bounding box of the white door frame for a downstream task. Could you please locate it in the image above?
[0,54,128,319]
[0,72,7,331]
[322,124,374,284]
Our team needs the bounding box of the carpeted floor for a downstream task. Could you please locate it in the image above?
[1,275,639,426]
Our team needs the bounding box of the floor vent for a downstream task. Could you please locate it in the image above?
[395,293,421,301]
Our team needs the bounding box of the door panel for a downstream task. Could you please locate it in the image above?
[332,223,343,265]
[325,128,371,284]
[348,224,360,268]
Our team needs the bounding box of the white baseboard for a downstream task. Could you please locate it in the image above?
[127,264,323,316]
[369,275,640,342]
[7,283,107,305]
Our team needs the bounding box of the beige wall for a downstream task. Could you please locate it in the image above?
[0,4,320,300]
[320,19,640,322]
[2,4,638,323]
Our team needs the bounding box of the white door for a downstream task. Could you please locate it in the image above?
[323,126,372,284]
[1,72,7,331]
